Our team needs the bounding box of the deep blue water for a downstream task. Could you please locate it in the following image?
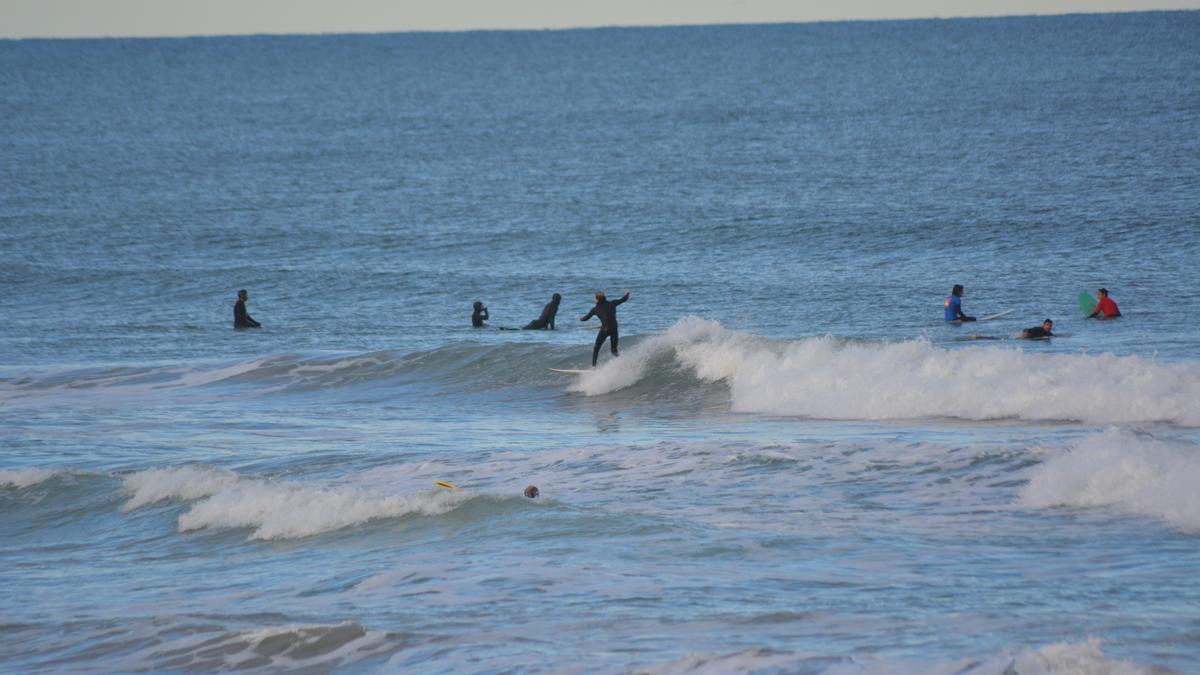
[2,12,1199,673]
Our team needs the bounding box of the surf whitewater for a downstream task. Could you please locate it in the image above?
[3,317,1198,425]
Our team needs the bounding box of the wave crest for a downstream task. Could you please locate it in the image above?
[122,466,470,539]
[1021,429,1200,533]
[576,317,1200,425]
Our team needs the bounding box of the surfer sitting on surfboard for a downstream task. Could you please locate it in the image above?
[1087,288,1121,319]
[523,293,560,330]
[581,290,630,367]
[944,284,975,322]
[1020,319,1054,339]
[472,301,489,328]
[233,289,261,329]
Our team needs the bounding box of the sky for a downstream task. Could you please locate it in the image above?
[1,0,1197,39]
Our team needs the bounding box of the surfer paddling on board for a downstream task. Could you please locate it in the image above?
[523,293,561,330]
[1020,319,1054,339]
[233,289,261,329]
[944,284,975,322]
[1088,288,1121,319]
[580,290,630,367]
[472,301,489,328]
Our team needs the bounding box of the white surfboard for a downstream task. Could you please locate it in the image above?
[549,368,592,374]
[576,324,601,330]
[978,309,1014,321]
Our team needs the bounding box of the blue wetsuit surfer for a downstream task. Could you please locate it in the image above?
[944,284,975,322]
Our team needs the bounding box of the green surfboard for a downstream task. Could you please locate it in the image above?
[1078,292,1097,317]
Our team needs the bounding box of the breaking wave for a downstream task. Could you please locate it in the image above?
[1021,429,1200,533]
[121,466,475,540]
[574,317,1200,425]
[4,317,1198,426]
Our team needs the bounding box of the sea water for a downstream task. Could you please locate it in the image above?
[2,12,1199,673]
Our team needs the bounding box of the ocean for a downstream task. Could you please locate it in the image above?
[2,11,1199,673]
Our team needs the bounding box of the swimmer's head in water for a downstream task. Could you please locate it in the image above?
[1043,319,1053,329]
[524,485,539,498]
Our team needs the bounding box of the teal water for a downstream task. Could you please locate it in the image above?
[2,13,1199,673]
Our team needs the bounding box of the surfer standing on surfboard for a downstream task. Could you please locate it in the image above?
[944,284,976,322]
[581,290,630,367]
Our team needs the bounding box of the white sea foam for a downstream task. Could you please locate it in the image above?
[650,638,1147,674]
[122,465,468,539]
[0,467,62,489]
[126,621,392,671]
[121,465,241,511]
[1021,429,1200,533]
[575,317,1200,425]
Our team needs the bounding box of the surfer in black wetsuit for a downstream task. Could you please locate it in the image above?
[472,301,489,328]
[233,289,261,329]
[523,293,561,330]
[1020,319,1054,339]
[580,290,630,367]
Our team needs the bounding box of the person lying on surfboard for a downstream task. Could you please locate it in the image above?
[1087,288,1121,319]
[472,301,489,328]
[581,289,630,367]
[944,284,975,322]
[523,293,561,330]
[1020,319,1054,339]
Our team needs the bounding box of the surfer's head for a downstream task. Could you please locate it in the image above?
[1043,319,1053,330]
[1098,288,1108,297]
[595,291,606,303]
[524,485,539,499]
[237,289,248,300]
[473,301,484,311]
[551,293,561,303]
[951,284,964,297]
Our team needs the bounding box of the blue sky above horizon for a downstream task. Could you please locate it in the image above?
[2,0,1198,39]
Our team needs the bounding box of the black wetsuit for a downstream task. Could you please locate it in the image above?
[472,307,489,328]
[581,292,629,366]
[1021,326,1053,339]
[523,298,560,330]
[234,300,261,329]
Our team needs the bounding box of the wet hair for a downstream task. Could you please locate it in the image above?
[952,284,964,296]
[473,301,484,311]
[237,289,247,298]
[551,293,561,303]
[595,291,606,302]
[1043,318,1053,325]
[1098,288,1109,296]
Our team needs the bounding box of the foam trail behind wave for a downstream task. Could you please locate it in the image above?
[1021,429,1200,533]
[575,317,1200,425]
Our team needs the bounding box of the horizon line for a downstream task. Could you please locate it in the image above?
[1,7,1194,42]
